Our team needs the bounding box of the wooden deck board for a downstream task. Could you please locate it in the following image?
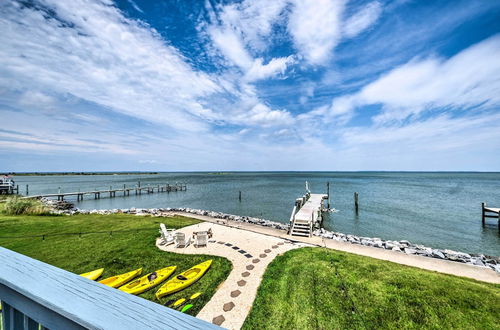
[294,194,327,223]
[484,207,500,213]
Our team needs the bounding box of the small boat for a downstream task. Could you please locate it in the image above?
[119,266,176,295]
[99,268,143,288]
[80,268,104,280]
[156,260,212,299]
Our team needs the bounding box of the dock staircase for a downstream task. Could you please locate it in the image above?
[289,221,312,237]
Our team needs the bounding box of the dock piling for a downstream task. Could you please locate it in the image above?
[239,191,242,202]
[354,192,359,214]
[326,182,330,209]
[26,184,29,196]
[482,202,485,226]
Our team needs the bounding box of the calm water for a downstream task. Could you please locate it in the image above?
[12,172,500,256]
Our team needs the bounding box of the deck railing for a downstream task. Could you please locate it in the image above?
[0,247,220,330]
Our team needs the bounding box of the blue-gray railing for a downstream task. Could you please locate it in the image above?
[0,247,221,330]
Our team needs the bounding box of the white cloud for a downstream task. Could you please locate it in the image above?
[326,34,500,123]
[0,0,220,132]
[233,103,294,127]
[207,25,254,70]
[126,0,144,13]
[288,0,346,65]
[217,0,289,51]
[343,1,382,38]
[205,0,294,81]
[245,56,295,82]
[19,91,56,108]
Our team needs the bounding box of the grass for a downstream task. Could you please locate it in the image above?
[243,247,500,330]
[0,213,232,316]
[1,196,51,215]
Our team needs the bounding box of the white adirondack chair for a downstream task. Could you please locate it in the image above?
[194,231,208,248]
[159,223,175,246]
[174,232,191,248]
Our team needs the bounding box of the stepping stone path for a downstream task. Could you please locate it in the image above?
[223,302,235,312]
[157,221,302,329]
[212,315,225,326]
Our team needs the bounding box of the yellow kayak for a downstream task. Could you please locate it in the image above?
[99,268,143,288]
[119,266,176,295]
[80,268,104,280]
[156,260,212,299]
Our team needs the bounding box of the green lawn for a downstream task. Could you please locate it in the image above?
[0,213,232,316]
[243,247,500,330]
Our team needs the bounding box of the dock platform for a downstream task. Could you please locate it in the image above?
[25,183,186,201]
[289,191,328,237]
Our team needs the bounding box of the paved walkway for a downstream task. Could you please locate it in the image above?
[156,221,309,329]
[166,212,500,284]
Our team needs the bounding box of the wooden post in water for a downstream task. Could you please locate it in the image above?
[354,192,359,214]
[481,202,485,226]
[239,191,242,202]
[326,182,330,209]
[26,184,29,196]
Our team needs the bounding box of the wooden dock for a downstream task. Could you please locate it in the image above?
[482,203,500,232]
[25,183,187,201]
[289,189,328,237]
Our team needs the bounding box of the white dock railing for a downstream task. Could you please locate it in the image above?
[0,247,220,330]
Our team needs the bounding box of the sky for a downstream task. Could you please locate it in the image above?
[1,0,500,172]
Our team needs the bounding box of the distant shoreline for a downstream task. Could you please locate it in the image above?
[5,172,160,176]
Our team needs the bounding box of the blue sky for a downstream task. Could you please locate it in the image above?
[1,0,500,171]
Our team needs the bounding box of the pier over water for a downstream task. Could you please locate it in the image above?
[289,183,328,237]
[25,183,187,201]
